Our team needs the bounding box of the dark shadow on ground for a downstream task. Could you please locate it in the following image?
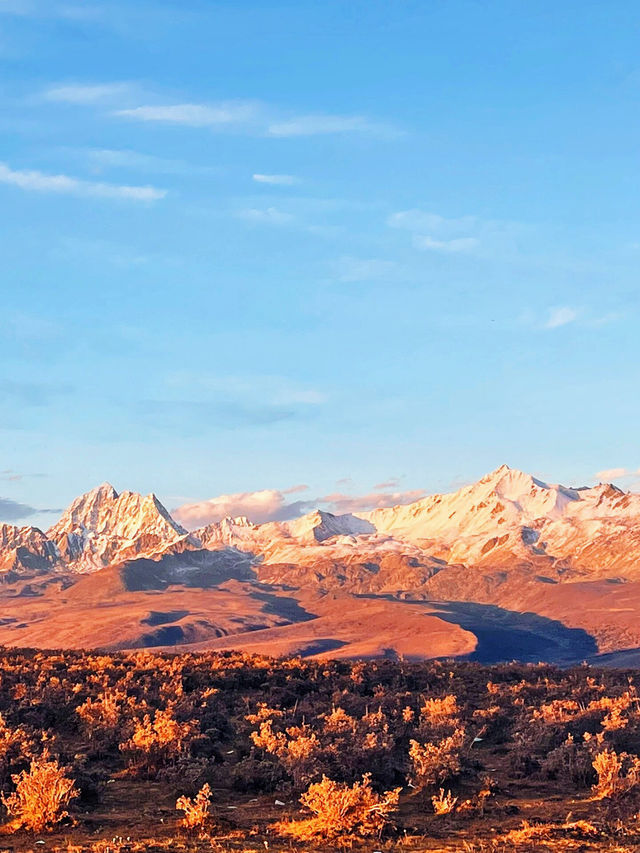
[355,594,597,664]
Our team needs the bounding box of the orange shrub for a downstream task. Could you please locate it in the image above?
[272,773,400,841]
[409,727,465,790]
[2,757,78,832]
[120,708,199,777]
[592,748,640,800]
[176,783,213,832]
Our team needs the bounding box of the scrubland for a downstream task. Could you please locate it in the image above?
[0,649,638,850]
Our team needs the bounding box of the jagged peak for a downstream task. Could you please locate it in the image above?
[87,482,119,500]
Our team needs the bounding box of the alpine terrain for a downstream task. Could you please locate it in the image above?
[2,465,640,664]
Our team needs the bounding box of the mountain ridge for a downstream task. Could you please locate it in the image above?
[1,464,640,662]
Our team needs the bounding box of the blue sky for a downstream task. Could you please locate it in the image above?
[2,0,640,528]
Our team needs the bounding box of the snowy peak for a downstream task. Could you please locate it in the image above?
[0,523,59,575]
[286,509,376,543]
[196,515,257,548]
[46,484,189,572]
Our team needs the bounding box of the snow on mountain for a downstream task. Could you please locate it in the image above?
[46,483,194,572]
[284,510,376,543]
[4,465,640,582]
[0,523,59,576]
[355,465,640,574]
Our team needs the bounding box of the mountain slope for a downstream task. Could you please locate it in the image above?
[1,465,640,661]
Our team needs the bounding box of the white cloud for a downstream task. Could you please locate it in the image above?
[0,162,166,201]
[44,83,133,104]
[113,100,397,138]
[545,306,578,329]
[388,210,478,233]
[236,206,294,226]
[115,102,259,127]
[267,114,400,138]
[252,173,299,185]
[85,148,218,176]
[317,489,425,514]
[173,486,312,529]
[389,209,522,259]
[596,467,640,482]
[172,482,425,529]
[414,235,479,253]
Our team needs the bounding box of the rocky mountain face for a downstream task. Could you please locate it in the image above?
[3,466,640,661]
[46,483,194,572]
[0,523,59,577]
[6,465,640,582]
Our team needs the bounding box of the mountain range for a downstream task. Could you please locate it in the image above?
[2,464,640,664]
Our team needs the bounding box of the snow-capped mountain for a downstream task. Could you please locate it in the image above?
[45,483,194,572]
[3,465,640,662]
[6,465,640,579]
[0,523,59,576]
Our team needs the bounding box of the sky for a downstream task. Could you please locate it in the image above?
[2,0,640,528]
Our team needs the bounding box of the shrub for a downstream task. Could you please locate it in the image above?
[409,727,465,790]
[432,788,458,814]
[176,783,213,832]
[2,757,78,832]
[592,748,640,800]
[272,773,400,841]
[120,708,199,778]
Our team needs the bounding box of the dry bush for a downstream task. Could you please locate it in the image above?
[250,705,395,789]
[532,699,581,724]
[176,782,213,832]
[0,713,33,787]
[432,788,458,814]
[592,748,640,800]
[421,694,459,724]
[2,756,78,832]
[120,708,199,778]
[76,688,131,750]
[272,773,400,841]
[251,718,321,789]
[409,727,465,790]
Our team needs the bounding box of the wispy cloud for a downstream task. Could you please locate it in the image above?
[373,477,402,490]
[0,496,38,522]
[252,173,299,185]
[413,235,479,253]
[115,101,259,127]
[0,162,166,201]
[267,114,401,138]
[84,148,219,177]
[389,209,521,258]
[0,469,46,482]
[317,489,425,514]
[545,306,578,329]
[596,467,640,482]
[44,82,134,104]
[40,80,401,139]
